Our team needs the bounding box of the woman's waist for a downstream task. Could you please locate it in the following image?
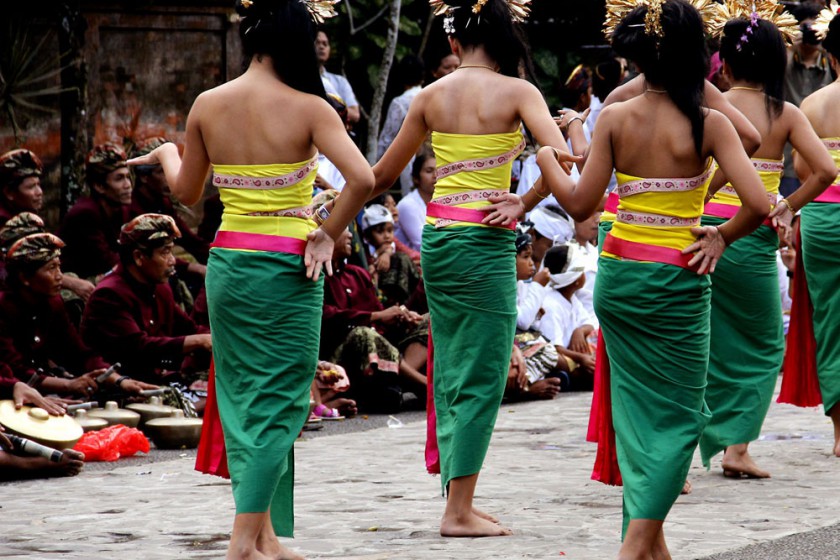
[606,222,699,252]
[218,213,315,241]
[424,188,513,230]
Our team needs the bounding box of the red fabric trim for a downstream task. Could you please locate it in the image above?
[778,227,822,407]
[588,331,622,486]
[211,231,306,255]
[604,192,619,214]
[425,324,440,474]
[195,361,230,479]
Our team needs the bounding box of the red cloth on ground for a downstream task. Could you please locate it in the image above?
[778,228,822,407]
[195,361,230,478]
[425,325,440,474]
[589,331,622,485]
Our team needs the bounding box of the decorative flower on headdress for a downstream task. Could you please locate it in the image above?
[707,0,799,45]
[300,0,340,24]
[430,0,532,36]
[241,0,253,7]
[813,1,840,41]
[603,0,720,38]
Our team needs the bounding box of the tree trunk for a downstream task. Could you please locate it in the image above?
[365,0,401,164]
[57,1,88,216]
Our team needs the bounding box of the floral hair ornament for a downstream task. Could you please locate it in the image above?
[603,0,719,38]
[813,1,840,41]
[300,0,340,23]
[707,0,799,45]
[430,0,532,35]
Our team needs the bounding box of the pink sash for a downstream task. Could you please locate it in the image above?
[604,191,619,214]
[425,202,516,231]
[603,234,700,272]
[814,184,840,204]
[211,231,307,255]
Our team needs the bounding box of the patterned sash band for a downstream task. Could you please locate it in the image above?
[615,166,714,198]
[823,139,840,150]
[616,209,700,228]
[430,189,508,206]
[213,159,319,191]
[752,160,784,173]
[603,234,699,272]
[211,231,306,255]
[245,205,314,219]
[604,191,619,214]
[426,202,516,231]
[814,184,840,204]
[435,139,526,181]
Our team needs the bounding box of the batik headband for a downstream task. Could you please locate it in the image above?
[240,0,339,24]
[707,0,799,45]
[813,1,840,41]
[603,0,719,38]
[430,0,532,35]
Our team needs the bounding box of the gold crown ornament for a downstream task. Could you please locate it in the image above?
[813,1,840,41]
[707,0,799,44]
[603,0,722,38]
[430,0,532,29]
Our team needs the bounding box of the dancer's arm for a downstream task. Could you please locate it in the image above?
[371,95,429,199]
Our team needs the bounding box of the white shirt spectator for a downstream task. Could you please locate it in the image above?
[317,154,346,192]
[535,290,595,348]
[570,240,599,326]
[777,250,793,334]
[395,188,426,252]
[321,69,358,109]
[516,280,550,332]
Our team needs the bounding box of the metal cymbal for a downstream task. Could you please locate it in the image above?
[0,400,83,449]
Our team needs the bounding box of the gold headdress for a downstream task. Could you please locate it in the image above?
[707,1,799,44]
[430,0,532,31]
[239,0,339,24]
[813,1,840,41]
[603,0,720,38]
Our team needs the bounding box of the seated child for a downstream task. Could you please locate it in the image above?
[508,233,563,400]
[571,210,601,322]
[536,242,597,390]
[360,203,421,308]
[310,360,357,419]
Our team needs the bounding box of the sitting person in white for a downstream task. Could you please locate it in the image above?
[527,205,575,268]
[570,210,601,323]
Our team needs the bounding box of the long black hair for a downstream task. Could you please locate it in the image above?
[236,0,327,99]
[612,0,709,156]
[823,13,840,61]
[720,18,786,119]
[445,0,536,81]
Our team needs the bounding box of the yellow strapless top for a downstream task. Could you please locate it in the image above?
[824,137,840,184]
[427,131,523,227]
[605,159,714,254]
[212,158,318,242]
[708,158,782,210]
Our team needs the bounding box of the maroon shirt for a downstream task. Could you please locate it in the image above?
[321,261,383,359]
[130,188,209,264]
[59,196,131,278]
[81,265,206,382]
[0,363,18,398]
[0,292,108,386]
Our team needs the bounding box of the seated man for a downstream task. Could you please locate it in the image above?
[0,231,155,399]
[59,144,133,280]
[0,149,43,227]
[81,214,211,395]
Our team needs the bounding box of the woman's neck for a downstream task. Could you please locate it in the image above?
[419,187,434,205]
[729,79,764,92]
[458,47,498,72]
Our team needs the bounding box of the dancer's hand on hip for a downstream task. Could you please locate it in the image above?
[683,226,727,275]
[484,193,524,226]
[305,228,334,280]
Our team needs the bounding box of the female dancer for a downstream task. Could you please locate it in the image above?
[371,0,577,537]
[785,7,840,457]
[128,1,373,559]
[492,1,768,557]
[699,10,836,478]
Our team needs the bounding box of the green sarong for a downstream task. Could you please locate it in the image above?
[206,248,323,537]
[800,203,840,414]
[699,218,783,466]
[594,257,711,535]
[422,225,517,491]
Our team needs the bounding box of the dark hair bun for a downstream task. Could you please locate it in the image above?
[824,14,840,59]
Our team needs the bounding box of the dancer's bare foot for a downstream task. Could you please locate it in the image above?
[651,527,672,560]
[680,480,691,495]
[225,546,272,560]
[440,511,512,537]
[471,506,499,524]
[722,445,770,479]
[834,438,840,458]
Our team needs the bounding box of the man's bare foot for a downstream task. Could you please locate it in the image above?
[680,480,691,495]
[0,449,84,480]
[528,378,562,400]
[722,446,770,479]
[440,511,512,537]
[471,507,499,524]
[324,397,357,417]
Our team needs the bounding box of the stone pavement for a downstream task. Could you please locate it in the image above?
[1,382,838,560]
